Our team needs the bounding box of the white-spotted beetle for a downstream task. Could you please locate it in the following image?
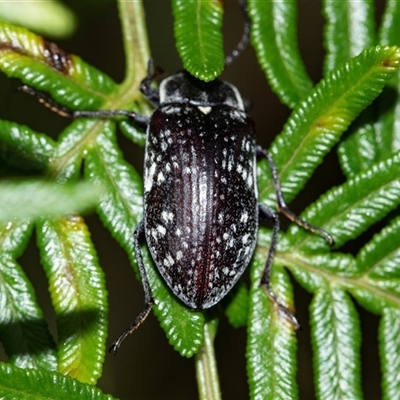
[21,0,333,353]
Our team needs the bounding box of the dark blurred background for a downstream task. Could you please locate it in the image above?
[0,0,387,398]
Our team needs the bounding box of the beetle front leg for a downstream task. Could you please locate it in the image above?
[18,85,150,129]
[257,146,334,248]
[109,220,155,354]
[259,204,300,331]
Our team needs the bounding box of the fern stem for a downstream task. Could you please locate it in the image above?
[195,320,221,400]
[117,0,150,94]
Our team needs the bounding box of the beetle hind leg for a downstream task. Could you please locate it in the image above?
[109,220,155,354]
[257,146,334,248]
[259,204,301,331]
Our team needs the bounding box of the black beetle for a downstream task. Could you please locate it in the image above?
[21,0,333,353]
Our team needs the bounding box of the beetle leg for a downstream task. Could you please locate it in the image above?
[109,220,155,354]
[18,85,150,129]
[259,204,301,330]
[257,146,335,248]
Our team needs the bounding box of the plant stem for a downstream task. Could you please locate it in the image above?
[195,319,222,400]
[117,0,150,95]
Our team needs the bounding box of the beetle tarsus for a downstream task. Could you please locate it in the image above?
[18,85,75,118]
[263,284,301,332]
[109,300,154,355]
[110,220,155,354]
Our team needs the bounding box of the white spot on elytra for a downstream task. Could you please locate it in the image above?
[162,211,174,223]
[176,228,182,236]
[145,162,156,192]
[228,155,234,171]
[163,253,174,267]
[176,250,183,260]
[157,224,166,236]
[158,171,165,183]
[247,174,253,187]
[240,212,249,223]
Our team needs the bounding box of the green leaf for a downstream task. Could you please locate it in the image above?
[0,180,102,223]
[0,21,117,109]
[0,120,54,174]
[337,114,379,177]
[373,1,400,169]
[247,249,298,400]
[322,0,375,74]
[378,0,400,47]
[86,125,204,357]
[172,0,224,81]
[310,286,362,400]
[286,151,400,251]
[357,215,400,275]
[0,220,32,258]
[85,124,143,254]
[0,362,118,399]
[0,247,57,370]
[0,1,77,39]
[36,217,107,384]
[248,0,313,108]
[379,307,400,400]
[258,45,400,208]
[119,120,147,147]
[283,252,357,293]
[0,220,57,370]
[323,0,378,178]
[351,215,400,313]
[224,282,249,328]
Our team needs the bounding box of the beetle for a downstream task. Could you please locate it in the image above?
[21,0,333,353]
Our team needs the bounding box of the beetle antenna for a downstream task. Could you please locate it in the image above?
[224,0,251,67]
